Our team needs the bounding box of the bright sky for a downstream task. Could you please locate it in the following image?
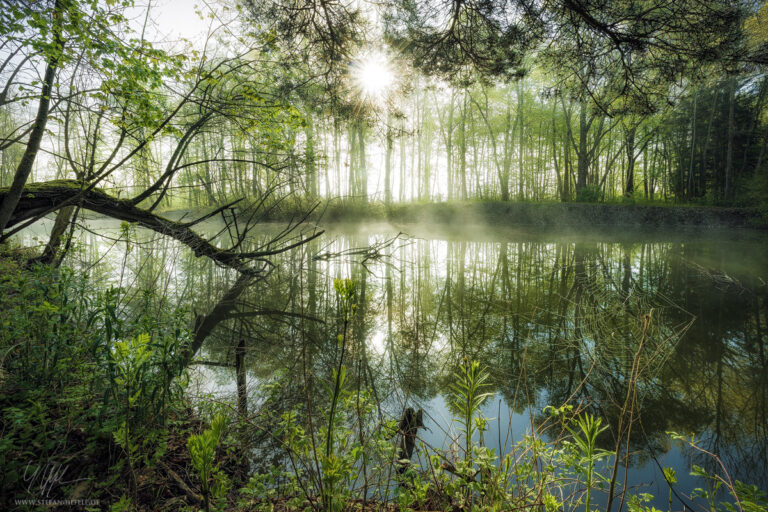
[127,0,217,50]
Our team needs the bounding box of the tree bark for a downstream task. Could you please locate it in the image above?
[184,273,254,368]
[385,116,393,205]
[1,180,322,273]
[624,125,636,196]
[724,77,736,200]
[236,338,247,419]
[37,205,75,266]
[0,1,64,233]
[576,101,589,195]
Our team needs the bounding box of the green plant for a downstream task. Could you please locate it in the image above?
[448,360,493,464]
[442,360,497,508]
[110,332,152,493]
[106,327,188,494]
[663,467,677,512]
[276,384,386,512]
[577,184,603,202]
[315,277,359,512]
[110,494,133,512]
[564,413,610,512]
[669,432,768,512]
[326,278,356,463]
[188,414,229,512]
[396,462,430,512]
[0,259,193,506]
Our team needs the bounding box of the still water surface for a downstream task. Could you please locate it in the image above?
[20,217,768,507]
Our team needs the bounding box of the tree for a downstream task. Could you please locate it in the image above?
[385,0,752,114]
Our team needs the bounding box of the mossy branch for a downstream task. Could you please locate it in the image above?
[1,180,323,275]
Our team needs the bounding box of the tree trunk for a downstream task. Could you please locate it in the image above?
[518,82,525,199]
[0,1,64,233]
[687,90,698,200]
[724,77,736,201]
[37,205,75,266]
[358,122,367,203]
[385,115,393,205]
[2,180,322,272]
[304,110,316,197]
[459,91,468,200]
[446,92,454,200]
[236,338,247,419]
[576,101,589,196]
[348,123,357,198]
[624,125,636,196]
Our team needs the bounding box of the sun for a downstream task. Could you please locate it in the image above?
[353,51,394,101]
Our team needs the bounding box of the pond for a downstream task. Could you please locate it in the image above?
[18,216,768,508]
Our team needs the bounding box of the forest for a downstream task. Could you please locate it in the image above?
[1,0,768,511]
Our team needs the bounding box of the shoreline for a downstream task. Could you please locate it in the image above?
[325,200,764,229]
[95,200,766,234]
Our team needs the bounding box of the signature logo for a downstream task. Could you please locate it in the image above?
[22,460,86,498]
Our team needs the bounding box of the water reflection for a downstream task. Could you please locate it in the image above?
[17,219,768,501]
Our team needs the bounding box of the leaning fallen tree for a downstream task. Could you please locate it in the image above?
[1,179,327,368]
[0,179,323,275]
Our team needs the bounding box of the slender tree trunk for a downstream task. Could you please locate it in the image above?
[551,118,564,201]
[304,110,316,197]
[724,77,736,201]
[0,1,64,233]
[400,118,406,202]
[446,92,454,200]
[518,82,525,199]
[348,123,357,198]
[385,114,393,205]
[563,112,573,201]
[358,122,367,203]
[699,89,717,198]
[201,137,217,205]
[642,143,649,199]
[37,205,75,266]
[460,90,468,200]
[236,338,247,419]
[576,102,589,196]
[624,125,636,196]
[334,119,341,197]
[500,94,511,201]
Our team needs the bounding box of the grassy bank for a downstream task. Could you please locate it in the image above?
[202,199,766,230]
[386,201,763,229]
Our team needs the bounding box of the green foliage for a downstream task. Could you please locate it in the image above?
[324,277,357,504]
[447,359,493,462]
[576,185,603,203]
[664,467,678,511]
[333,278,357,316]
[188,414,230,512]
[272,378,392,512]
[263,277,398,511]
[0,259,191,505]
[668,432,768,512]
[563,413,611,512]
[110,494,133,512]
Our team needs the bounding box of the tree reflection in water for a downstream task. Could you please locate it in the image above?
[33,220,768,498]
